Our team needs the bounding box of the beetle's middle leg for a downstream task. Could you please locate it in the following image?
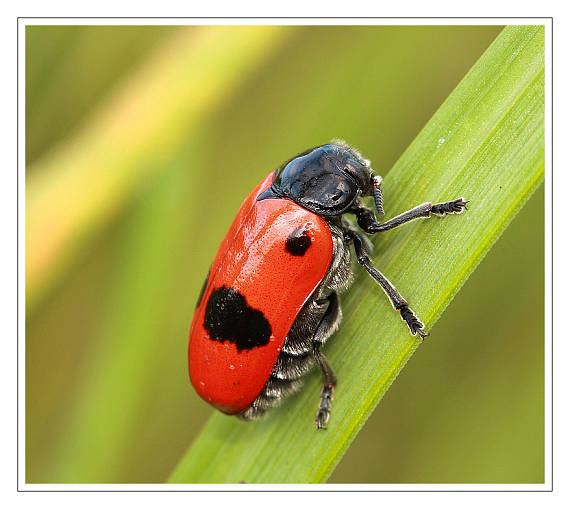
[345,230,427,339]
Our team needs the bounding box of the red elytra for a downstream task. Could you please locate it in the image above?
[188,172,333,414]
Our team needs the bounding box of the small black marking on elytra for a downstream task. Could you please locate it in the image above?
[286,225,312,256]
[203,286,272,351]
[195,267,210,308]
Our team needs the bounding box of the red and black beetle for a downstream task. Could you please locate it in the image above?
[188,141,466,428]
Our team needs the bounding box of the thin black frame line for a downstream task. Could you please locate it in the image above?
[16,17,552,21]
[16,14,19,495]
[15,490,556,493]
[550,17,554,493]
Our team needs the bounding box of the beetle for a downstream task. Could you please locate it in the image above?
[188,141,466,428]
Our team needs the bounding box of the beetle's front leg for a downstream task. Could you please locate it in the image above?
[353,198,467,233]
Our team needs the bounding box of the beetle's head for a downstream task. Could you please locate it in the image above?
[258,141,384,217]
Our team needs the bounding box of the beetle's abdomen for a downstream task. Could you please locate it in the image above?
[188,173,333,414]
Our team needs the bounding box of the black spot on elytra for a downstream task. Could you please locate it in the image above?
[285,226,312,256]
[203,286,272,351]
[195,267,210,308]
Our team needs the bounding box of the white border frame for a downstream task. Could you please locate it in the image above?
[17,17,553,492]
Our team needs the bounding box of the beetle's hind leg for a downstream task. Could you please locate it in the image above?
[314,347,337,430]
[312,292,341,429]
[345,229,427,339]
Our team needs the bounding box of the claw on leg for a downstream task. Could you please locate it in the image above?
[399,305,428,340]
[316,384,334,430]
[431,197,468,216]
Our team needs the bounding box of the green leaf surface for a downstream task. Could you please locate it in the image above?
[168,25,545,484]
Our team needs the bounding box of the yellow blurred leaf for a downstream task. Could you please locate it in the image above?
[26,26,291,310]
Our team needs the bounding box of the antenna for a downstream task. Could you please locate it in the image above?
[372,175,384,216]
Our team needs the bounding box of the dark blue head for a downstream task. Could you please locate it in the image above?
[258,142,382,217]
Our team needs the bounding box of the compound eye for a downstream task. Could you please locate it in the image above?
[273,145,361,215]
[297,172,358,215]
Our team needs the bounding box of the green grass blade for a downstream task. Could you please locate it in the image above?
[168,25,545,484]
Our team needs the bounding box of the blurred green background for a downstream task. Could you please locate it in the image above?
[25,25,544,484]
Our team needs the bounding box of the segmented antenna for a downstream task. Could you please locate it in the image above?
[372,176,384,216]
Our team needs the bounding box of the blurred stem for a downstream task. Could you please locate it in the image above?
[26,26,291,311]
[50,152,201,482]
